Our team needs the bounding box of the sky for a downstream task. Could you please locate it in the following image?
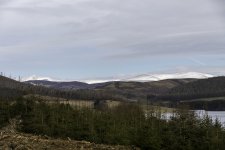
[0,0,225,80]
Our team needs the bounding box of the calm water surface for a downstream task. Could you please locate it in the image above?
[162,111,225,126]
[195,110,225,125]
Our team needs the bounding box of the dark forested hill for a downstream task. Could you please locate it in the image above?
[96,79,196,101]
[158,77,225,101]
[0,76,27,99]
[99,79,195,92]
[0,76,26,89]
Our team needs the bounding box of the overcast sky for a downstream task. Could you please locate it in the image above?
[0,0,225,80]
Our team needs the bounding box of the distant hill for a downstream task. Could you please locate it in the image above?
[82,72,213,83]
[4,75,225,103]
[25,80,109,90]
[23,72,213,84]
[158,77,225,101]
[96,79,196,101]
[24,78,196,101]
[0,76,118,101]
[25,78,195,91]
[21,72,213,101]
[22,79,196,101]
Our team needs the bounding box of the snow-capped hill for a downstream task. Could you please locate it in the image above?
[23,72,214,84]
[82,79,120,84]
[125,72,214,82]
[83,72,214,84]
[22,75,57,82]
[124,74,160,82]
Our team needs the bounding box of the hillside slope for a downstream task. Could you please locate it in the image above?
[0,76,27,99]
[158,77,225,101]
[0,76,26,89]
[96,79,196,101]
[23,78,196,101]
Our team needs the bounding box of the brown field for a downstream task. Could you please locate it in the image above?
[24,95,122,108]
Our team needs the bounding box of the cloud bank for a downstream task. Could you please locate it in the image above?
[0,0,224,79]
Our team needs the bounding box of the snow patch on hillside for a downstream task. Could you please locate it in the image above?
[22,75,58,82]
[83,72,214,84]
[23,72,214,84]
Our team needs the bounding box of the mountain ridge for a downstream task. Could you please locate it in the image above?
[23,72,214,84]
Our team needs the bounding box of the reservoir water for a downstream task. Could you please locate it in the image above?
[196,110,225,126]
[162,111,225,126]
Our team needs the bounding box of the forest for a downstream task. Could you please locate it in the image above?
[144,77,225,110]
[180,100,225,111]
[157,77,225,101]
[0,97,225,150]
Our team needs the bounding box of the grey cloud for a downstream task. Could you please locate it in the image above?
[0,0,225,77]
[106,31,225,59]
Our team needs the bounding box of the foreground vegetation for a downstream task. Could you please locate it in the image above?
[0,97,225,150]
